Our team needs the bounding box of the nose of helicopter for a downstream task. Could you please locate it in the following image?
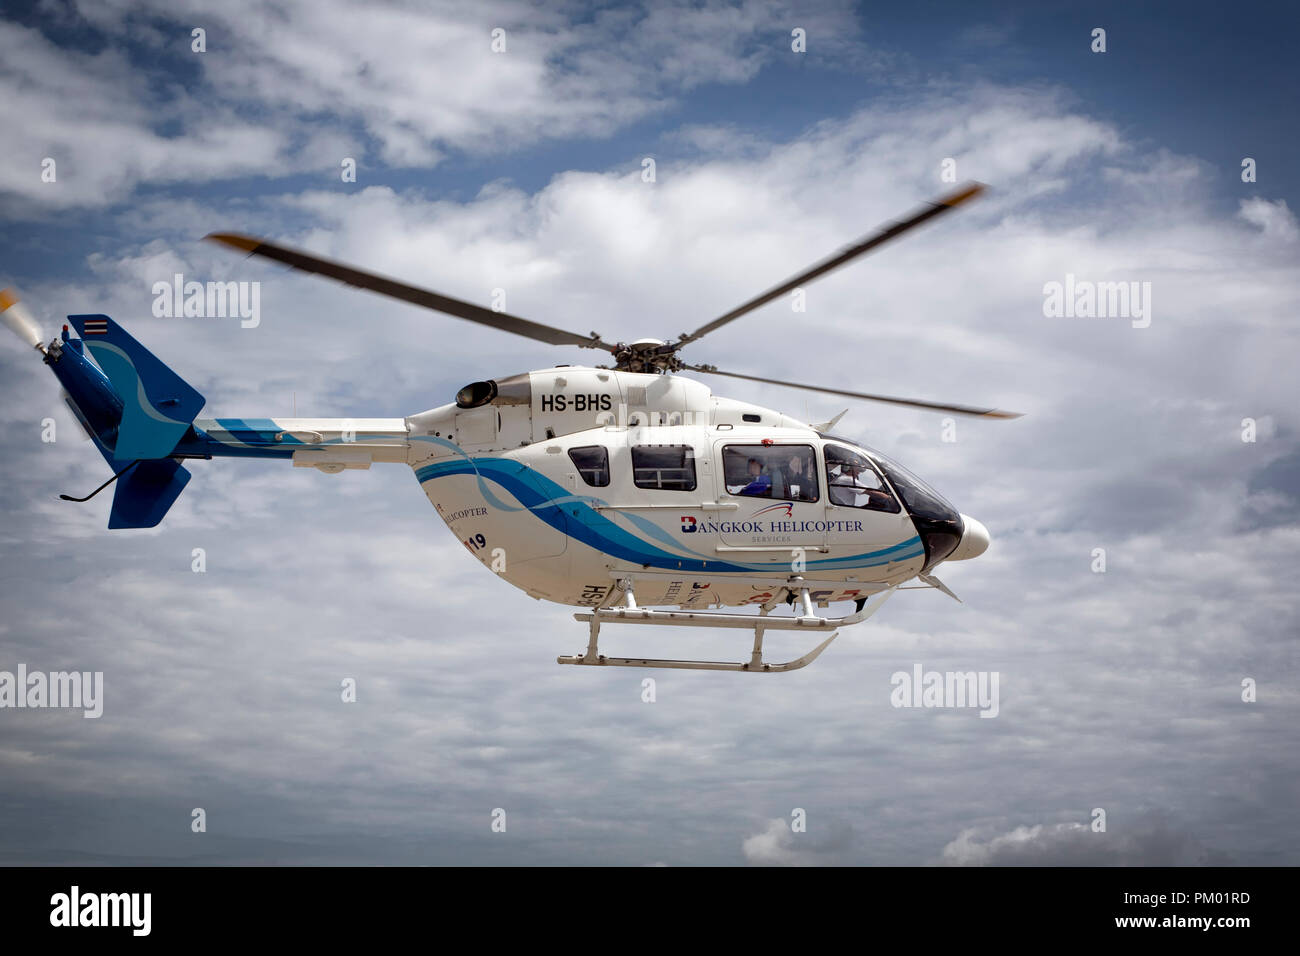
[946,514,990,561]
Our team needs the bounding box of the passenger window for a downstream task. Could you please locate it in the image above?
[631,445,696,491]
[722,444,818,502]
[824,443,900,513]
[567,445,610,487]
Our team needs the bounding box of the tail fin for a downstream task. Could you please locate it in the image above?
[58,315,202,528]
[67,314,205,460]
[108,459,193,530]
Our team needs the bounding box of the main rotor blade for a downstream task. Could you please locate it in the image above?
[205,233,616,353]
[673,182,986,350]
[684,364,1021,419]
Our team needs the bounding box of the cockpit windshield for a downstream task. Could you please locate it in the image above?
[816,432,960,521]
[818,432,964,573]
[862,448,958,523]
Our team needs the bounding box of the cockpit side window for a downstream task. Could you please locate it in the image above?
[722,444,818,501]
[567,445,610,487]
[824,443,901,513]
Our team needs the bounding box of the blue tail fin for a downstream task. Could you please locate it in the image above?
[109,459,193,529]
[67,314,205,460]
[57,315,203,528]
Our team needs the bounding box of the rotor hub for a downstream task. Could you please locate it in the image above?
[611,338,685,374]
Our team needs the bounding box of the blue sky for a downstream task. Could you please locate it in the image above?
[1,0,1297,865]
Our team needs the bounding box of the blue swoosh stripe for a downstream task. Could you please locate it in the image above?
[416,456,924,574]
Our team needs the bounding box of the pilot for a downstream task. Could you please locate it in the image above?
[830,458,894,510]
[828,458,859,507]
[739,457,772,496]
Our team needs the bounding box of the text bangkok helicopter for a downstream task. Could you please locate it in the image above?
[1,183,1019,673]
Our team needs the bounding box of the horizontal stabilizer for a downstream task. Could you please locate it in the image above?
[110,459,192,529]
[67,314,205,460]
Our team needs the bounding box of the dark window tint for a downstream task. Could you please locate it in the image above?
[631,445,697,491]
[568,445,609,487]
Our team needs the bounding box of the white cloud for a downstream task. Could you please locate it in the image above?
[1238,197,1298,242]
[0,20,292,210]
[942,822,1091,865]
[941,818,1231,866]
[742,817,853,865]
[742,819,808,865]
[2,0,867,210]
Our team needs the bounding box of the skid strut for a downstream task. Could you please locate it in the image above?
[558,579,896,672]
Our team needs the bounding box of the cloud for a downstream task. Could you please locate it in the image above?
[0,20,292,211]
[742,817,854,866]
[1238,197,1299,242]
[743,819,807,865]
[940,815,1233,866]
[2,0,866,210]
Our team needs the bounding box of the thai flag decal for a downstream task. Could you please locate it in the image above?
[82,319,108,335]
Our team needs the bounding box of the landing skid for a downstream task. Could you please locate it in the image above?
[558,577,896,673]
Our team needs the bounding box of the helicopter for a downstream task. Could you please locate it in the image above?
[0,182,1019,673]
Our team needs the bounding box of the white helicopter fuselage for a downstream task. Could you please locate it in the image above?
[394,367,979,610]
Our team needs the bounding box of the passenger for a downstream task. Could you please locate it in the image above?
[739,457,772,496]
[785,453,811,501]
[769,459,788,499]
